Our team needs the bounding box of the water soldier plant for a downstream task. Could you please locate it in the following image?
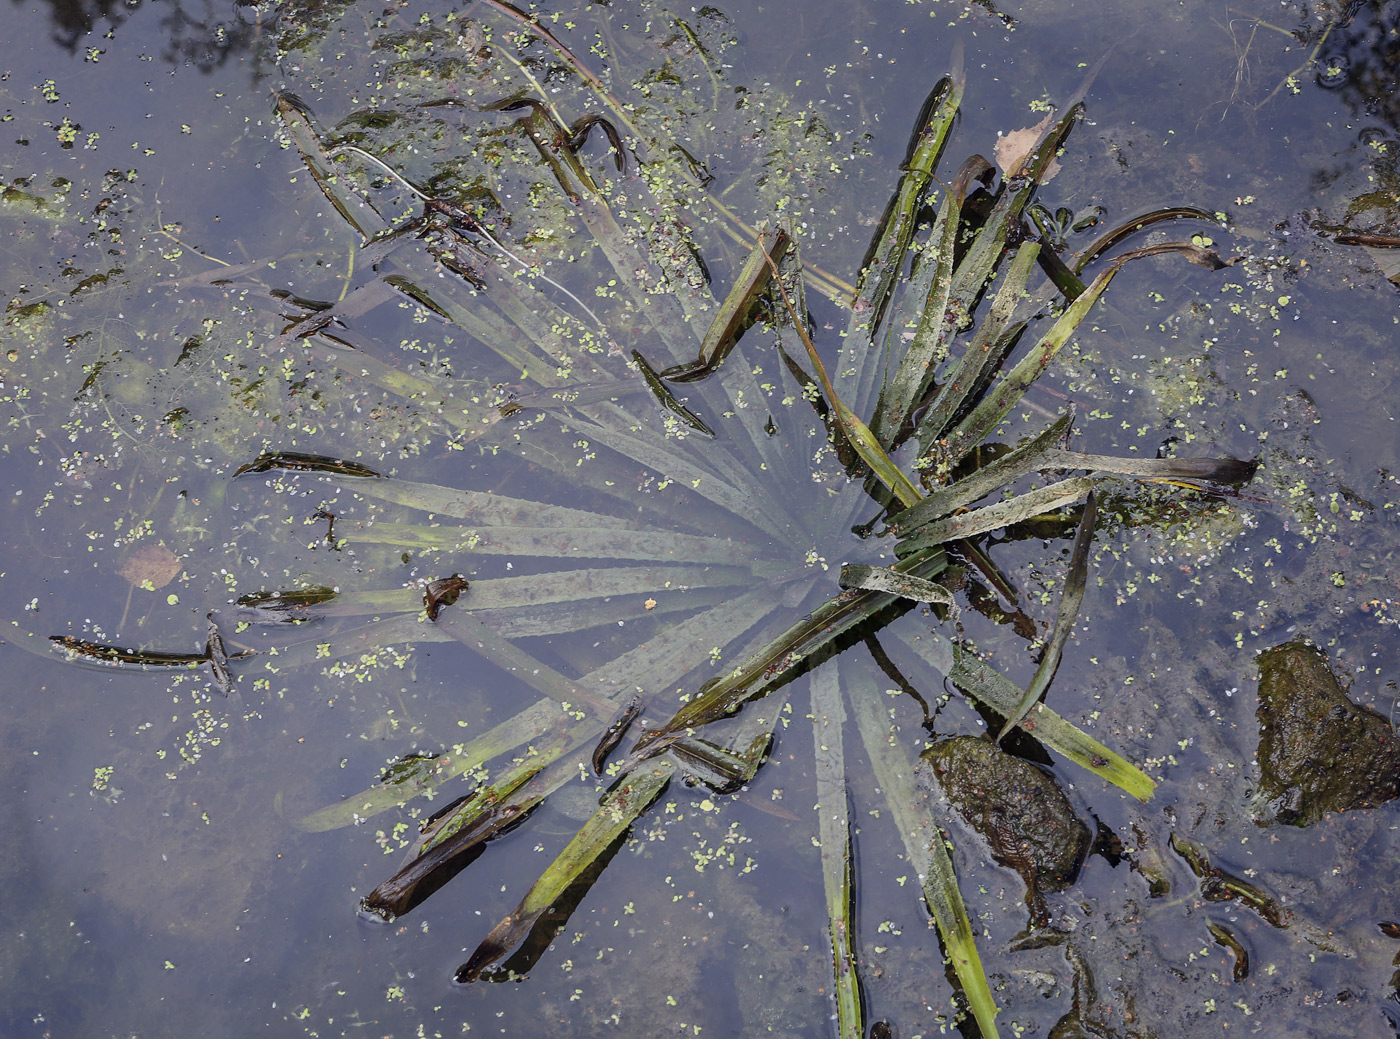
[38,11,1259,1037]
[227,40,1254,1036]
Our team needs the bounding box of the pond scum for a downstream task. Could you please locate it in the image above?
[20,3,1338,1036]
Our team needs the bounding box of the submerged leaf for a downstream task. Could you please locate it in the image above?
[116,544,182,591]
[456,760,674,982]
[232,451,382,479]
[811,666,863,1039]
[851,688,1001,1038]
[995,490,1097,743]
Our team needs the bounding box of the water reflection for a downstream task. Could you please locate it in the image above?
[20,0,258,67]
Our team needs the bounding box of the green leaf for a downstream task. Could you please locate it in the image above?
[894,411,1073,531]
[941,263,1119,466]
[838,564,953,606]
[995,489,1097,743]
[913,242,1040,449]
[945,642,1156,801]
[871,190,962,446]
[811,666,863,1039]
[896,476,1096,554]
[456,759,675,981]
[842,69,965,417]
[274,93,391,240]
[352,478,634,529]
[350,521,775,566]
[296,698,569,832]
[851,687,1001,1039]
[629,548,947,759]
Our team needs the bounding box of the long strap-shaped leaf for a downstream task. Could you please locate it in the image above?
[995,490,1097,743]
[913,242,1041,450]
[896,476,1096,555]
[764,240,924,508]
[625,547,947,761]
[840,70,964,417]
[811,666,863,1039]
[870,189,962,447]
[358,758,551,921]
[944,104,1083,328]
[938,640,1157,801]
[456,758,675,981]
[895,412,1073,530]
[660,229,792,384]
[297,697,569,832]
[850,690,1000,1039]
[274,93,392,241]
[940,263,1119,466]
[1040,449,1258,486]
[838,564,953,606]
[350,521,775,566]
[351,478,634,529]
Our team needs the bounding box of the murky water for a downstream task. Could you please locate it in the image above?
[2,1,1399,1037]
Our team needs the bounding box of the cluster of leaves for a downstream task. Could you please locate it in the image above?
[171,7,1259,1035]
[25,3,1258,1035]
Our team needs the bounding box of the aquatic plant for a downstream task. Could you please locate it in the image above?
[26,6,1261,1036]
[184,14,1255,1035]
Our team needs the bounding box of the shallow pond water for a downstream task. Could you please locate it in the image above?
[2,1,1399,1037]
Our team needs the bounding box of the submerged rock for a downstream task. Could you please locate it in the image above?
[923,736,1090,926]
[1255,640,1400,826]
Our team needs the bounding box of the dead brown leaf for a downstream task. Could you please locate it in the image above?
[994,111,1061,183]
[117,544,182,591]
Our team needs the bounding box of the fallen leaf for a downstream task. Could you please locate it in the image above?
[994,111,1061,183]
[117,544,182,591]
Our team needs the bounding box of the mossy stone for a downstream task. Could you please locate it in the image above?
[923,735,1090,925]
[1255,640,1400,826]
